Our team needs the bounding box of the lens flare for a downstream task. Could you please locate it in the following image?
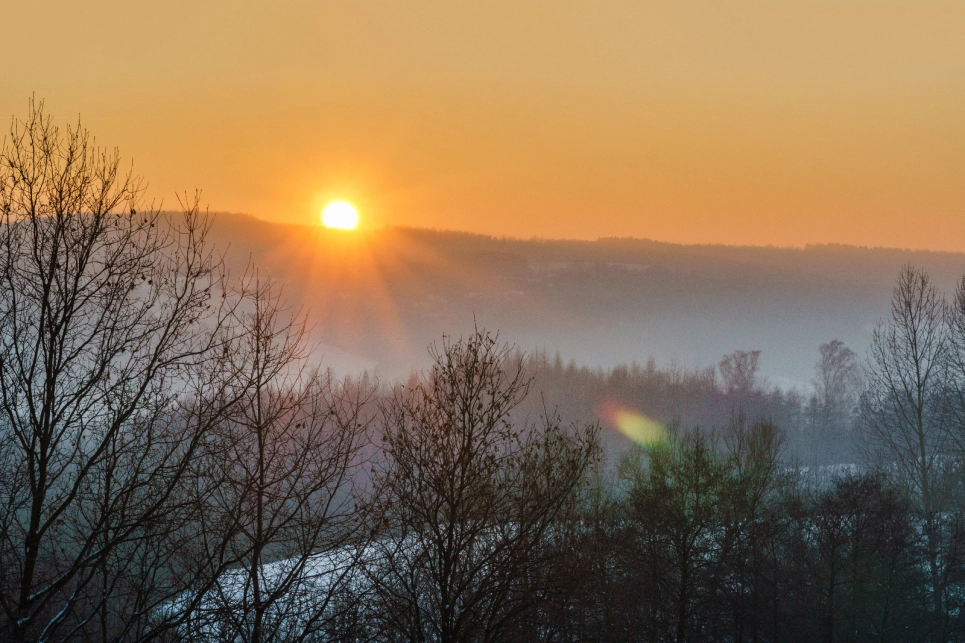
[597,400,666,445]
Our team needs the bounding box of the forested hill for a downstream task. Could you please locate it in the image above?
[205,212,965,385]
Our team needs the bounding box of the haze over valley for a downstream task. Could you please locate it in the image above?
[209,212,965,387]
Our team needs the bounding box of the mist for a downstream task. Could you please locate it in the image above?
[206,212,965,387]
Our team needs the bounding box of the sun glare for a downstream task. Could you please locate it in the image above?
[321,201,359,230]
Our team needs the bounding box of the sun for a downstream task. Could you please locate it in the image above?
[321,201,359,230]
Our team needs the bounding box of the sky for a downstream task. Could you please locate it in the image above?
[4,1,965,251]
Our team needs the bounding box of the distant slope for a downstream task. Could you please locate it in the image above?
[205,213,965,386]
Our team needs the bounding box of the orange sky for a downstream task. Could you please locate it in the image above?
[6,1,965,251]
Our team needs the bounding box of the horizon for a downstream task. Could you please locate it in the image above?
[7,2,965,252]
[207,210,965,256]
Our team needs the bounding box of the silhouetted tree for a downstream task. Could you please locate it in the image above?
[810,340,861,462]
[948,277,965,451]
[717,416,789,643]
[815,341,861,419]
[174,278,373,643]
[0,100,240,642]
[533,467,627,642]
[610,417,789,643]
[369,331,599,643]
[719,350,761,398]
[859,265,960,639]
[621,429,730,642]
[784,474,926,643]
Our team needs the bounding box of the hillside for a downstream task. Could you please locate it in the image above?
[206,212,965,386]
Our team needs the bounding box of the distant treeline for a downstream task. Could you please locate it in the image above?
[515,341,853,467]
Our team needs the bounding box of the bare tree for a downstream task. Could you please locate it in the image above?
[719,350,761,398]
[618,420,785,643]
[815,340,861,424]
[620,428,729,643]
[811,340,861,462]
[718,416,788,643]
[860,265,957,634]
[0,99,242,641]
[177,278,372,643]
[947,277,965,449]
[785,474,925,643]
[369,331,599,643]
